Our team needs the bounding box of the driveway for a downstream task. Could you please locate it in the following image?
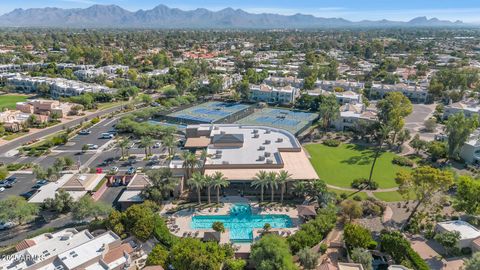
[404,103,439,141]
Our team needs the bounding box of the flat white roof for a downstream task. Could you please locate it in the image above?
[118,190,143,203]
[56,232,118,269]
[28,174,87,203]
[437,220,480,240]
[204,125,299,166]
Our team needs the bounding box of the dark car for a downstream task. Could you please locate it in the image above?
[20,190,38,199]
[5,177,17,185]
[0,181,12,188]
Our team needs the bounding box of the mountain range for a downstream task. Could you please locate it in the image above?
[0,4,468,29]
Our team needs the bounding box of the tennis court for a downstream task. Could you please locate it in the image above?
[167,101,252,124]
[236,108,318,135]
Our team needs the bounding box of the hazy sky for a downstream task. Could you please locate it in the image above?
[1,0,480,23]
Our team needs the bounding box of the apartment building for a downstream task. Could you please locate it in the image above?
[6,75,115,98]
[333,103,378,132]
[307,89,362,105]
[74,65,129,81]
[0,228,135,270]
[263,76,304,88]
[249,84,299,105]
[369,83,429,103]
[16,100,74,118]
[315,80,365,92]
[443,99,480,119]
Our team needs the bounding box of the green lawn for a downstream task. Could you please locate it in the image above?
[328,188,369,201]
[373,190,417,202]
[305,143,409,189]
[0,94,29,109]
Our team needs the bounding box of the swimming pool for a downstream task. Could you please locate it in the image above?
[191,204,293,242]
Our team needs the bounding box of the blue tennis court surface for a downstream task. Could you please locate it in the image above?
[168,102,251,123]
[236,108,318,135]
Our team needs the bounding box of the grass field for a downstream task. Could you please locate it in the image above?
[328,188,369,200]
[305,143,409,189]
[0,94,29,109]
[373,190,417,202]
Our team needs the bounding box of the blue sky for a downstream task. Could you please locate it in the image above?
[1,0,480,23]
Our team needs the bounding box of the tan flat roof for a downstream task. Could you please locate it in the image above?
[204,149,318,180]
[184,136,211,148]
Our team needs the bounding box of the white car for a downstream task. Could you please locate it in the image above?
[0,187,4,192]
[87,144,99,150]
[0,221,15,230]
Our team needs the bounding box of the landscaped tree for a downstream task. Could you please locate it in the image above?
[250,234,297,270]
[169,238,234,270]
[142,168,178,204]
[409,134,427,154]
[181,151,198,180]
[211,171,229,204]
[267,172,279,202]
[343,223,374,250]
[318,94,340,130]
[277,170,292,204]
[117,138,131,159]
[123,202,156,241]
[0,196,39,225]
[205,174,214,204]
[297,247,319,270]
[163,135,176,159]
[212,221,225,233]
[395,166,454,228]
[434,231,461,256]
[139,136,154,157]
[0,166,8,180]
[251,170,269,203]
[376,91,413,145]
[445,112,478,160]
[464,252,480,270]
[43,189,74,213]
[427,141,447,161]
[340,200,363,222]
[351,248,373,270]
[188,172,205,204]
[146,244,169,267]
[453,175,480,216]
[72,196,112,221]
[292,179,333,207]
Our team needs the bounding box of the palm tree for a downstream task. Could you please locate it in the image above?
[198,149,211,173]
[267,172,279,203]
[163,135,176,160]
[204,174,214,204]
[141,168,178,204]
[188,172,205,205]
[118,138,131,160]
[277,170,292,204]
[251,171,269,203]
[140,136,154,157]
[181,151,197,180]
[211,171,229,204]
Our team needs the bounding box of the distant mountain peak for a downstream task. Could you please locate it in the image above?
[0,4,468,29]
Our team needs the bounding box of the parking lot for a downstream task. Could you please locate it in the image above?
[0,173,37,200]
[56,118,118,151]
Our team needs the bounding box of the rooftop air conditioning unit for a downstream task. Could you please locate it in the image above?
[265,152,271,157]
[276,138,283,143]
[264,140,271,145]
[214,126,219,130]
[266,159,273,164]
[253,129,258,134]
[253,134,260,138]
[220,131,226,134]
[216,150,222,154]
[258,156,265,161]
[222,161,229,164]
[258,146,265,151]
[265,129,271,134]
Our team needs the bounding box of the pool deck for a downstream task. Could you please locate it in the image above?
[160,197,301,252]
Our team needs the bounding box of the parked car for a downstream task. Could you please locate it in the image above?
[100,133,114,139]
[110,166,119,174]
[86,144,98,150]
[0,221,15,230]
[78,129,91,135]
[127,167,136,175]
[5,177,17,185]
[20,190,38,199]
[0,181,12,188]
[0,187,5,192]
[33,179,48,189]
[153,142,161,148]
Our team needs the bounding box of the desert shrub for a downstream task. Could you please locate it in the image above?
[322,139,341,147]
[392,156,414,167]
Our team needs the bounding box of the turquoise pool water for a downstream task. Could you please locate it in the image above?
[191,204,293,242]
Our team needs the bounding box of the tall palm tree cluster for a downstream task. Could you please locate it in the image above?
[188,171,229,204]
[251,170,292,204]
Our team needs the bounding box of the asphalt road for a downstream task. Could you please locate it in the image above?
[0,173,36,201]
[0,104,125,154]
